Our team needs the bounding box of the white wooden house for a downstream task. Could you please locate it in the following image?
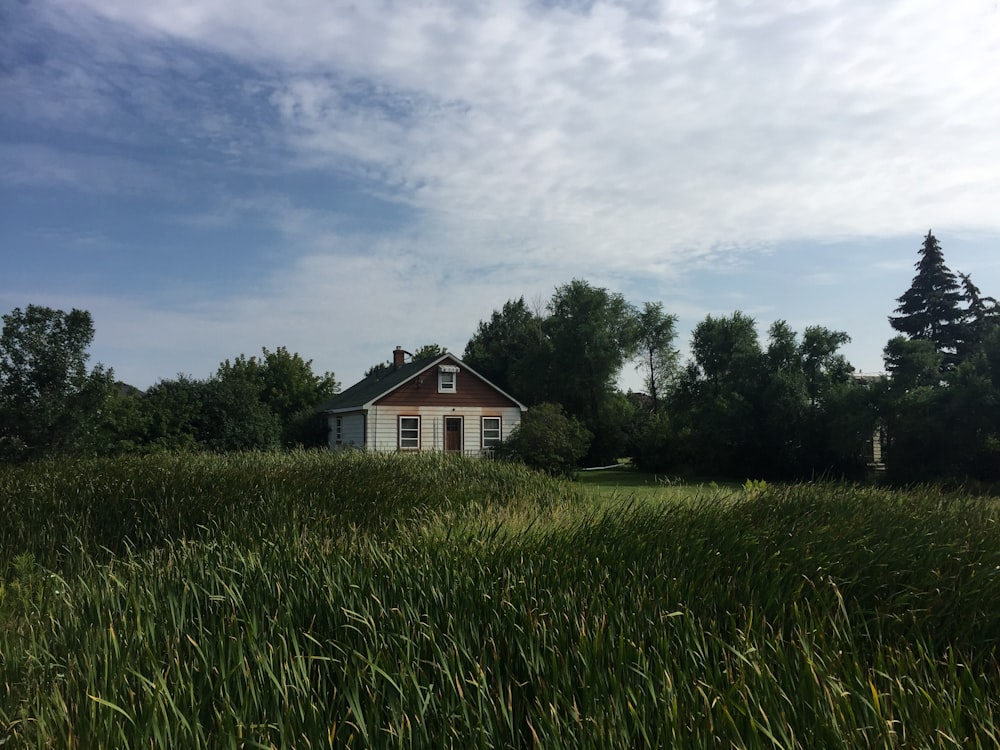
[318,347,526,455]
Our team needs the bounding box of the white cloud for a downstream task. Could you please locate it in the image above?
[8,0,1000,388]
[44,0,1000,269]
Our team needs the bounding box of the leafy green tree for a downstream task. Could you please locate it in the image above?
[500,402,591,476]
[0,305,115,459]
[629,410,677,473]
[800,326,852,407]
[411,344,447,360]
[762,323,867,478]
[882,276,1000,485]
[765,320,800,373]
[463,298,549,403]
[662,314,868,479]
[89,385,151,455]
[220,347,339,447]
[889,231,965,366]
[883,337,942,391]
[821,378,882,477]
[140,370,269,453]
[757,321,807,477]
[879,336,943,481]
[882,384,948,484]
[365,344,446,378]
[634,302,679,412]
[690,311,763,393]
[140,375,207,452]
[945,331,1000,482]
[543,280,640,463]
[753,321,865,479]
[795,326,859,476]
[883,324,1000,485]
[196,371,281,452]
[677,312,765,476]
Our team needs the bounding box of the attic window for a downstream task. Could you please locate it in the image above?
[438,365,458,393]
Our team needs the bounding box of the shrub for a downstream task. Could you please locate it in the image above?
[500,402,592,475]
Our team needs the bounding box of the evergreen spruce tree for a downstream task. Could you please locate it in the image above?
[889,230,965,364]
[956,271,1000,358]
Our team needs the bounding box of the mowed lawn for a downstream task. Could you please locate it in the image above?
[3,452,1000,748]
[575,464,741,504]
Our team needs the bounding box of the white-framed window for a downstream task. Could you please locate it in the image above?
[334,416,343,445]
[438,365,458,393]
[482,416,502,449]
[399,416,420,450]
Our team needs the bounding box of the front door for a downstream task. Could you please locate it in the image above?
[444,417,463,453]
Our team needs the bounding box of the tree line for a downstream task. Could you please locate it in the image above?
[2,231,998,484]
[881,232,1000,483]
[0,310,338,460]
[462,286,872,478]
[476,232,998,484]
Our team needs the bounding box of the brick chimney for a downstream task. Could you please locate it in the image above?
[393,346,406,369]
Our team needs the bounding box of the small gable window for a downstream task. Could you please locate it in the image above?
[438,365,458,393]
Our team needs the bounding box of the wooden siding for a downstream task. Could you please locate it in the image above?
[366,404,522,454]
[327,411,366,449]
[374,360,519,410]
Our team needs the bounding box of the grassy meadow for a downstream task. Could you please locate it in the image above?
[2,451,1000,748]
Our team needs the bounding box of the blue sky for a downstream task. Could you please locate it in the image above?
[3,0,999,393]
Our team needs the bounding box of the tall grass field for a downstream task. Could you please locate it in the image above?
[2,451,999,748]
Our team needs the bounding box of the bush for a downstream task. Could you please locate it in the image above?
[500,402,592,475]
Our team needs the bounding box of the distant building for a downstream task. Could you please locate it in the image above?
[317,347,526,455]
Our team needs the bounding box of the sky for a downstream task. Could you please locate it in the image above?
[3,0,1000,394]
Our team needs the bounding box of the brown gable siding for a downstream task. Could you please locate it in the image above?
[375,363,518,409]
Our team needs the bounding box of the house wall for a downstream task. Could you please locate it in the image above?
[366,404,522,454]
[364,358,523,454]
[327,411,366,449]
[324,357,525,455]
